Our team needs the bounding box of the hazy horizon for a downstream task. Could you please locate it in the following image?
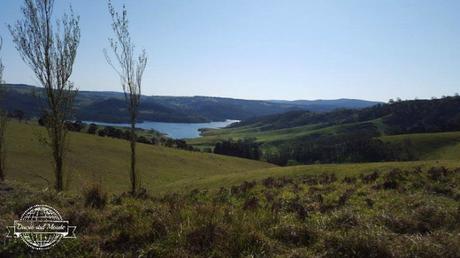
[1,0,459,101]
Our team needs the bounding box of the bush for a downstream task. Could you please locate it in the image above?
[87,123,98,134]
[272,224,315,246]
[361,171,379,183]
[243,196,259,210]
[83,184,107,209]
[427,166,450,181]
[395,232,460,258]
[324,228,392,258]
[186,223,226,254]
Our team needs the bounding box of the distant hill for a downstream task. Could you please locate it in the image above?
[191,96,460,165]
[230,96,460,134]
[269,98,381,111]
[1,84,381,123]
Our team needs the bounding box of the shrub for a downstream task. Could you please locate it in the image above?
[427,166,450,181]
[379,212,419,234]
[329,209,361,229]
[133,187,149,199]
[378,169,406,190]
[272,224,315,246]
[382,178,399,190]
[240,181,257,193]
[428,183,454,197]
[286,197,309,220]
[361,171,379,183]
[342,176,357,184]
[263,176,294,188]
[213,187,230,203]
[395,232,460,258]
[318,173,337,184]
[323,228,392,258]
[243,196,259,210]
[338,189,355,207]
[186,223,226,254]
[263,176,290,188]
[83,184,107,209]
[412,203,455,233]
[365,198,374,208]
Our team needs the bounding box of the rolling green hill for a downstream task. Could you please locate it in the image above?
[4,121,274,193]
[192,125,460,162]
[189,119,382,147]
[380,131,460,160]
[6,120,460,195]
[190,96,460,165]
[3,122,460,257]
[175,159,460,191]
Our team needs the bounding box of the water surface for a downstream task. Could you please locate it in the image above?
[84,119,239,139]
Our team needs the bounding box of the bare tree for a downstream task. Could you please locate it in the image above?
[105,0,147,194]
[0,37,7,181]
[9,0,80,191]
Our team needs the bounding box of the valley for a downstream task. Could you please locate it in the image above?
[5,119,460,194]
[2,97,460,257]
[190,97,460,165]
[1,0,459,256]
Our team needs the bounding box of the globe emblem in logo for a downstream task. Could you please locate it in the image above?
[19,205,64,250]
[7,204,77,250]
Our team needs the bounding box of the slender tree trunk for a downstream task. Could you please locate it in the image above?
[9,0,80,192]
[0,112,7,182]
[106,1,147,194]
[52,122,63,191]
[130,118,137,194]
[55,152,63,191]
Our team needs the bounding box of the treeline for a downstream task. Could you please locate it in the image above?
[213,123,418,166]
[382,96,460,134]
[1,109,26,121]
[266,123,418,166]
[38,119,196,151]
[232,96,460,135]
[213,139,261,160]
[264,137,417,166]
[212,96,460,165]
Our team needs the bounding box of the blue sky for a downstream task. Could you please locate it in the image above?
[0,0,459,101]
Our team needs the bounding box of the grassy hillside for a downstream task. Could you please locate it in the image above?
[1,164,459,257]
[192,116,460,159]
[192,124,460,165]
[380,131,460,160]
[3,122,460,257]
[7,120,460,195]
[190,119,382,148]
[189,97,460,165]
[4,121,274,193]
[182,160,460,190]
[222,96,460,136]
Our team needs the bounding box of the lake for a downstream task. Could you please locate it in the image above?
[84,119,239,139]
